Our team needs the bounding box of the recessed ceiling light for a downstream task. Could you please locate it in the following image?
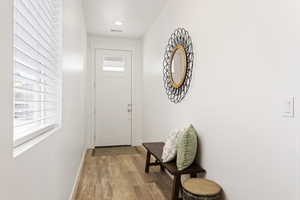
[114,20,123,26]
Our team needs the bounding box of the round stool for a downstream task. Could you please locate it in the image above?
[182,178,223,200]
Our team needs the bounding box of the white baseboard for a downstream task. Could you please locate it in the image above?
[69,148,87,200]
[132,138,143,146]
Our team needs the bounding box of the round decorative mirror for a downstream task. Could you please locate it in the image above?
[163,28,194,103]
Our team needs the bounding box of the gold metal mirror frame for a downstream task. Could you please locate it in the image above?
[163,28,194,103]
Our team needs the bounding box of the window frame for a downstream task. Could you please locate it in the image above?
[13,0,63,148]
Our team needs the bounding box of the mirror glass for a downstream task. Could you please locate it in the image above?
[171,46,187,88]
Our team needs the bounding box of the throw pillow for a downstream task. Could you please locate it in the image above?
[176,124,198,171]
[161,130,182,163]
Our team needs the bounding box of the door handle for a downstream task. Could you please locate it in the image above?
[128,103,132,112]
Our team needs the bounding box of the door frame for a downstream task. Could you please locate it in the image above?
[93,48,133,147]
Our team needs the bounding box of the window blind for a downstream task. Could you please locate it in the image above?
[14,0,62,147]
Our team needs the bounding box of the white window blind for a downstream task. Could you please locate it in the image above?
[13,0,62,147]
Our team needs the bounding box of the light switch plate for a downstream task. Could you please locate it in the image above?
[283,96,295,118]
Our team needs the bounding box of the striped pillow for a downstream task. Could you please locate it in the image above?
[176,124,198,171]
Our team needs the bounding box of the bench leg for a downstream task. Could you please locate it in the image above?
[145,151,151,173]
[171,174,181,200]
[160,164,165,172]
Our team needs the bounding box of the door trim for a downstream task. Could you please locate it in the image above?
[93,48,133,147]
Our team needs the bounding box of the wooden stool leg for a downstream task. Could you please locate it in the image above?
[145,151,151,173]
[171,174,181,200]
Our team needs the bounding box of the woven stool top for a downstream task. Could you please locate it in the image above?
[183,178,222,196]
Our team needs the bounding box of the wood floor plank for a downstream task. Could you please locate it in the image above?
[74,147,172,200]
[148,183,168,200]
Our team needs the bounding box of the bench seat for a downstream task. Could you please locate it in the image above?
[142,142,206,200]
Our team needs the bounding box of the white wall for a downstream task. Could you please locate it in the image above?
[143,0,300,199]
[0,0,88,199]
[86,35,143,147]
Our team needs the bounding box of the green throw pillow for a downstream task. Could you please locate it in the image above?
[176,124,198,171]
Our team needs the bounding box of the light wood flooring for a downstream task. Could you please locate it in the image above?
[74,147,172,200]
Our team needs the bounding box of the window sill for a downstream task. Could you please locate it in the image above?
[13,126,61,158]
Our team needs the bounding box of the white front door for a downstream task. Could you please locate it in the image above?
[95,49,132,147]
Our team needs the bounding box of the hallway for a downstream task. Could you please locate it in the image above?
[75,147,171,200]
[1,0,299,199]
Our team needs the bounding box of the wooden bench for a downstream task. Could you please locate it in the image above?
[143,142,206,200]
